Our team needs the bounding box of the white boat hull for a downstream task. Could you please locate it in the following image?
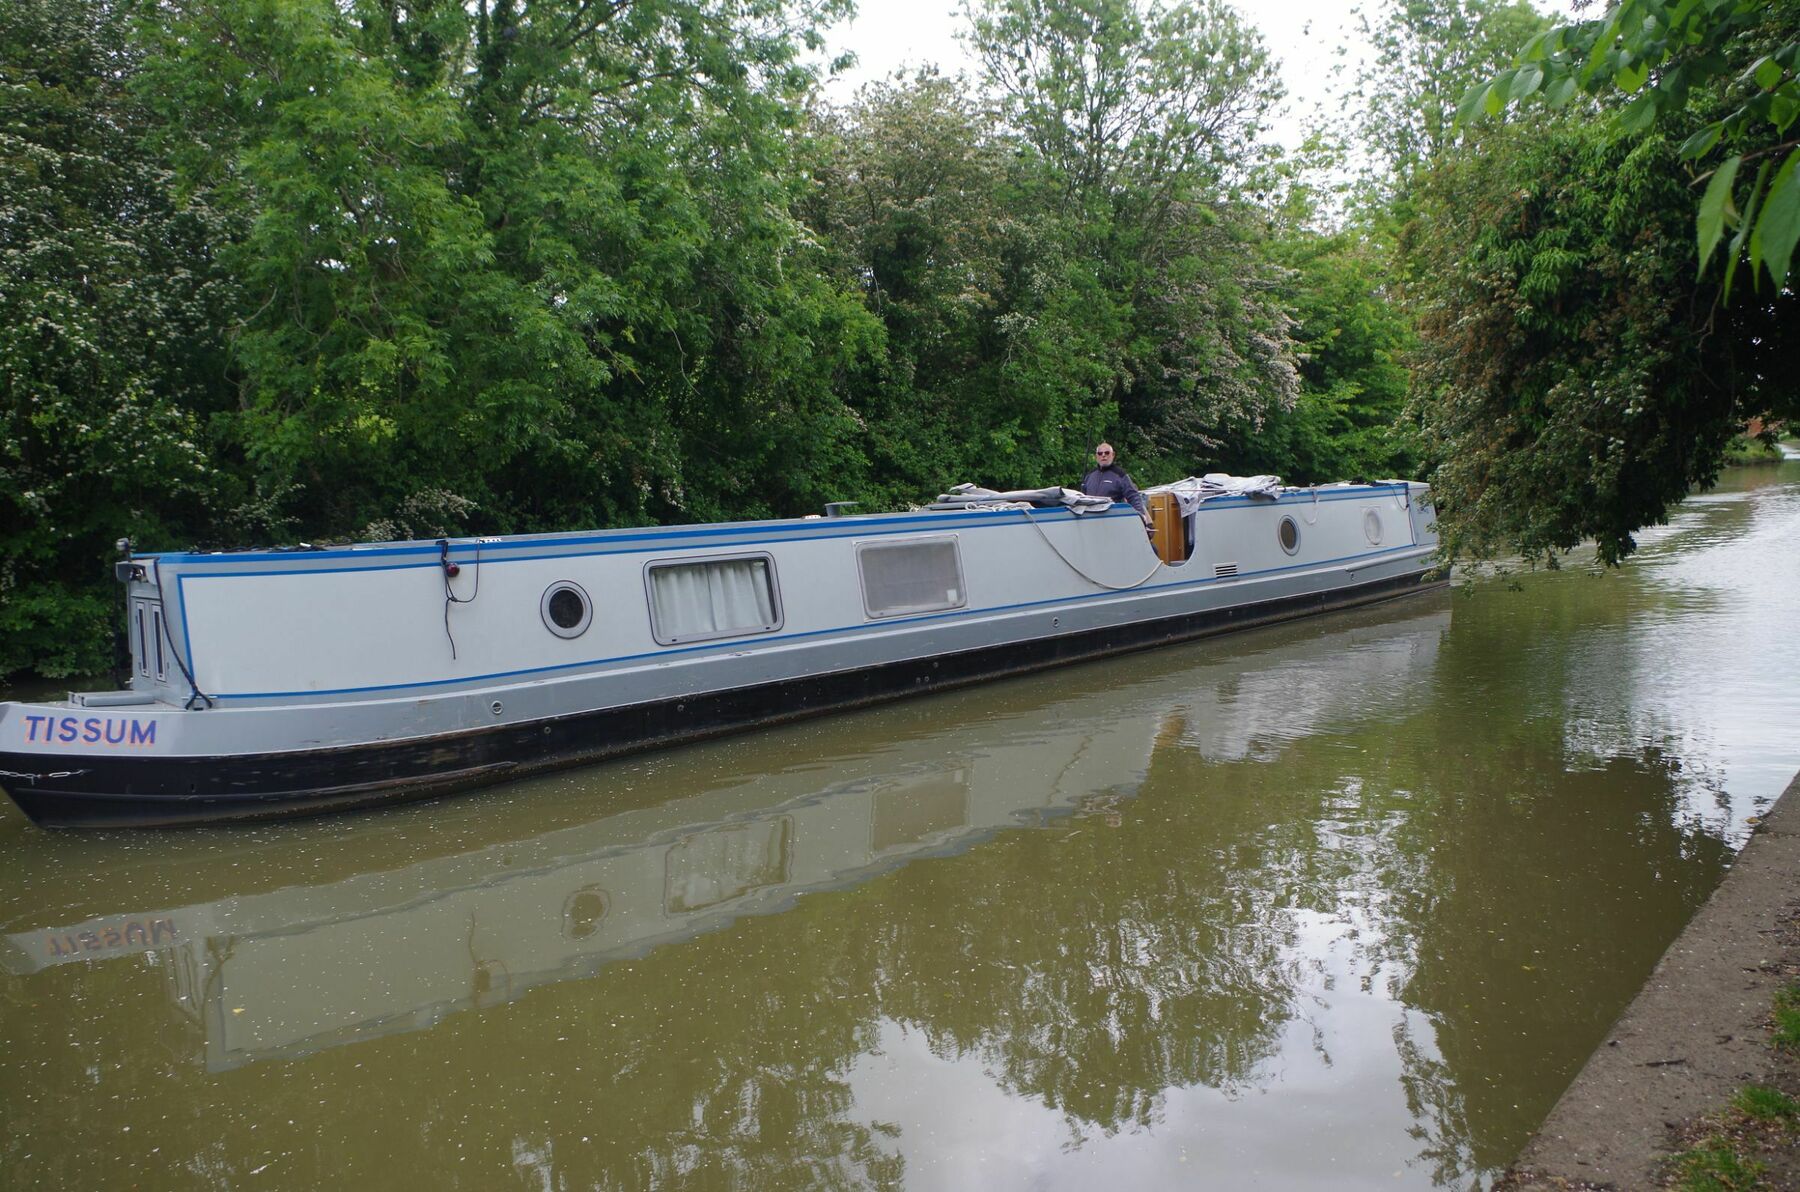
[0,483,1442,825]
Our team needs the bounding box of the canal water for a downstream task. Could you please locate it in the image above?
[3,466,1798,1190]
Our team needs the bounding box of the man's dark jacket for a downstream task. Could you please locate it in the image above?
[1079,464,1148,518]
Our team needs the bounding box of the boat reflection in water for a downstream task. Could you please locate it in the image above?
[2,600,1451,1074]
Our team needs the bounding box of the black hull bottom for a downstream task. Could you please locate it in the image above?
[2,569,1445,827]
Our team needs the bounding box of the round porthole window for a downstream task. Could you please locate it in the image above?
[1277,515,1300,555]
[541,581,592,639]
[1364,509,1383,545]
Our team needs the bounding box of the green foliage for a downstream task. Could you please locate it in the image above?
[133,0,874,538]
[1721,433,1784,464]
[961,0,1282,198]
[1355,0,1551,199]
[808,71,1071,499]
[0,0,1439,680]
[1405,116,1800,563]
[960,0,1301,475]
[0,0,241,676]
[1238,231,1417,483]
[1473,0,1800,297]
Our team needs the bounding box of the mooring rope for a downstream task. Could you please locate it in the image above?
[1017,509,1163,591]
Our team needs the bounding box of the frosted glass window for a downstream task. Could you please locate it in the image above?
[647,555,780,645]
[858,537,965,618]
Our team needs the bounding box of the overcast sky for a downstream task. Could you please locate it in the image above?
[817,0,1581,150]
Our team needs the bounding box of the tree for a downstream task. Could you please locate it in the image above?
[960,0,1300,475]
[0,0,240,675]
[809,72,1103,496]
[1354,0,1551,200]
[961,0,1281,203]
[1469,0,1800,296]
[1225,230,1417,484]
[134,0,877,538]
[1403,116,1799,563]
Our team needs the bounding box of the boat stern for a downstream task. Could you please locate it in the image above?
[0,697,182,826]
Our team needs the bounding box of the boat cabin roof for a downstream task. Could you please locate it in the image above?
[132,482,1412,567]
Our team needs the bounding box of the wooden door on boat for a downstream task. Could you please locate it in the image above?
[1147,491,1190,565]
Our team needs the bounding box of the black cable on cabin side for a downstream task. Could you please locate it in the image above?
[150,558,214,710]
[439,540,482,660]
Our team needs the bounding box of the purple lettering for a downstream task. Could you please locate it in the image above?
[57,717,78,743]
[23,714,46,742]
[104,720,127,745]
[125,921,148,946]
[128,720,156,747]
[82,718,102,744]
[101,926,122,948]
[45,934,77,959]
[150,919,176,944]
[78,931,101,951]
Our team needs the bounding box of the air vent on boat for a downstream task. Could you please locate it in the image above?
[1215,562,1239,579]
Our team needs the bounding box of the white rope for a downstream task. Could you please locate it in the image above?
[1018,509,1163,591]
[1299,486,1321,525]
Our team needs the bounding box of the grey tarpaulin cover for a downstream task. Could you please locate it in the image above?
[1145,474,1283,517]
[929,484,1115,515]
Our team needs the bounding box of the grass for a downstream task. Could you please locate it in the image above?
[1721,435,1784,465]
[1772,983,1800,1051]
[1733,1085,1800,1122]
[1667,1138,1766,1190]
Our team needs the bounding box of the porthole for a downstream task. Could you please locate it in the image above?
[1277,515,1300,555]
[541,581,593,639]
[1364,509,1383,545]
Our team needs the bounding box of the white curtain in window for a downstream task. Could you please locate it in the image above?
[650,558,776,640]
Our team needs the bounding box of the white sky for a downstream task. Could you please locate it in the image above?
[818,0,1581,150]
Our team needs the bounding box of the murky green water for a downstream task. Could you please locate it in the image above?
[3,466,1798,1190]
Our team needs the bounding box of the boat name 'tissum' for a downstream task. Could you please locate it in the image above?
[20,715,158,748]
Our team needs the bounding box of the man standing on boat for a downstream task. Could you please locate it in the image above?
[1080,442,1151,526]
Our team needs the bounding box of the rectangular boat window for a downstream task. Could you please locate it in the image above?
[858,536,966,618]
[151,607,166,681]
[645,554,781,645]
[134,604,148,677]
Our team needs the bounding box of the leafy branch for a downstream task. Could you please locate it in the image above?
[1460,0,1799,298]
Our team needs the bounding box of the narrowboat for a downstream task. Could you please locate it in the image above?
[0,478,1442,827]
